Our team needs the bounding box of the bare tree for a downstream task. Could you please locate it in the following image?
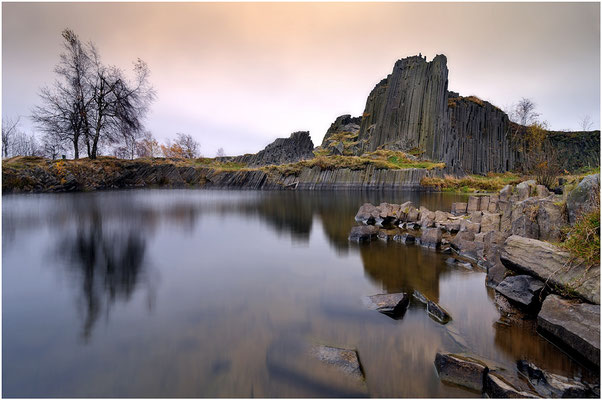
[174,133,200,158]
[32,28,155,160]
[579,115,594,131]
[2,116,20,158]
[41,132,67,160]
[11,131,41,157]
[216,147,226,157]
[510,98,540,126]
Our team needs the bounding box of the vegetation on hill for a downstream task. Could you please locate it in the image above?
[420,172,523,192]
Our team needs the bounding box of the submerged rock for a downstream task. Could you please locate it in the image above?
[485,370,540,398]
[365,292,409,318]
[348,225,379,243]
[495,275,545,309]
[537,295,600,367]
[412,290,428,304]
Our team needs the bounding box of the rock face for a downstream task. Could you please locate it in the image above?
[353,54,599,174]
[321,114,362,155]
[501,235,600,304]
[566,174,600,224]
[233,131,315,167]
[537,295,600,367]
[358,55,449,158]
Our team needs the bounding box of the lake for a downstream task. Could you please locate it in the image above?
[2,189,590,397]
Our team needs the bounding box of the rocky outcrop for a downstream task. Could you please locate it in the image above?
[501,235,600,305]
[353,54,599,174]
[320,114,362,155]
[537,295,600,367]
[494,275,545,309]
[566,173,600,224]
[233,131,315,167]
[358,55,449,157]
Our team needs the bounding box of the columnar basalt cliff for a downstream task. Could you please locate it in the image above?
[350,54,599,174]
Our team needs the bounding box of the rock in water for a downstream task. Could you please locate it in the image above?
[516,360,592,398]
[311,345,364,382]
[501,235,600,304]
[233,131,314,167]
[495,275,545,309]
[537,295,600,367]
[434,353,488,392]
[365,293,409,318]
[348,225,379,243]
[355,203,378,224]
[420,227,442,248]
[393,233,415,244]
[484,370,540,398]
[412,290,428,304]
[427,300,452,324]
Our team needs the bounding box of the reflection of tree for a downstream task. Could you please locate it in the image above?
[61,209,151,341]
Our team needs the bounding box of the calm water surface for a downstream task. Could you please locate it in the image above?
[2,189,591,397]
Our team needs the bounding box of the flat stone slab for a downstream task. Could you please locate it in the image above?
[485,370,540,398]
[311,345,364,382]
[501,235,600,304]
[365,293,409,318]
[434,353,488,392]
[516,360,593,398]
[537,294,600,367]
[495,275,545,309]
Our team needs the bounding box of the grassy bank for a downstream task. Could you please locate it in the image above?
[420,172,523,193]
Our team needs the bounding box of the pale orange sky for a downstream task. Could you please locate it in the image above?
[3,2,600,156]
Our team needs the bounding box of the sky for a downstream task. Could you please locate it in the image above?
[2,2,600,157]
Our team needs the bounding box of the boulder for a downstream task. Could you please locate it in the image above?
[488,195,500,213]
[393,233,415,244]
[348,225,379,243]
[535,185,550,198]
[494,275,545,309]
[501,235,600,304]
[434,353,487,392]
[499,185,513,202]
[366,292,410,318]
[420,227,442,248]
[479,196,491,212]
[427,300,452,324]
[485,370,540,398]
[377,229,396,241]
[460,220,481,234]
[566,174,600,224]
[467,196,481,212]
[469,211,483,223]
[434,210,451,223]
[516,360,592,398]
[537,295,600,366]
[486,262,510,288]
[481,212,501,233]
[451,202,467,215]
[516,180,537,201]
[355,203,378,224]
[406,206,420,222]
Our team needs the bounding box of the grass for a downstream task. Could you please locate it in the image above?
[561,195,600,271]
[263,150,445,176]
[421,172,523,192]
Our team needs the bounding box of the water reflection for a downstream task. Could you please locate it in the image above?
[3,189,595,397]
[59,207,151,341]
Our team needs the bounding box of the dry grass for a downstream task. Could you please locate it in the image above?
[421,172,523,192]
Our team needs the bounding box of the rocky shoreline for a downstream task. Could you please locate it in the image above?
[2,157,444,193]
[349,174,601,397]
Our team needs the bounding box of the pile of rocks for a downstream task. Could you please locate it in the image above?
[350,174,601,385]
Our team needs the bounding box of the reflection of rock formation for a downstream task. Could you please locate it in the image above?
[358,241,449,301]
[60,209,153,341]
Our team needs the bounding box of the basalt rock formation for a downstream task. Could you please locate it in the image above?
[320,114,362,155]
[337,54,599,174]
[233,131,315,167]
